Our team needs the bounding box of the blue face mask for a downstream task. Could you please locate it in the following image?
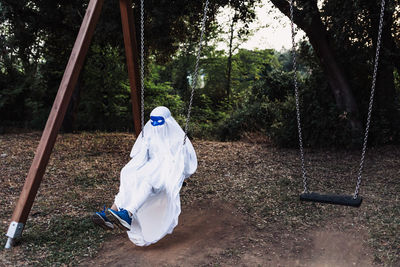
[150,116,165,126]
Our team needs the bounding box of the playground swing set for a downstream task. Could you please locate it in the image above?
[5,0,386,249]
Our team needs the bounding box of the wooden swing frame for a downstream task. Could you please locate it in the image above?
[5,0,142,248]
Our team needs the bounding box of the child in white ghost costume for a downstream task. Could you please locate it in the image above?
[92,106,197,246]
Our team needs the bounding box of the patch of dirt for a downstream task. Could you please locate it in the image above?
[81,200,253,266]
[298,229,372,267]
[81,200,374,267]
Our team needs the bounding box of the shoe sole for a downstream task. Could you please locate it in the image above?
[107,209,131,231]
[91,213,114,230]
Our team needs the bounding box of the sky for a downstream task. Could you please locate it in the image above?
[216,0,306,52]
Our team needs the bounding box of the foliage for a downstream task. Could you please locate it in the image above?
[1,0,399,147]
[220,44,355,147]
[269,0,400,146]
[75,45,132,131]
[0,0,259,130]
[143,61,185,125]
[320,0,400,144]
[71,45,184,131]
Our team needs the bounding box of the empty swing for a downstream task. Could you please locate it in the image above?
[288,0,386,207]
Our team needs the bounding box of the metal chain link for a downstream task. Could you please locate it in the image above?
[183,0,209,145]
[289,0,308,193]
[354,0,386,198]
[140,0,145,137]
[289,0,385,197]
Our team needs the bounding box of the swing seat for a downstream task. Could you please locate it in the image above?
[300,192,362,207]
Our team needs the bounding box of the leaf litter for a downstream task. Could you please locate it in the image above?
[0,131,398,266]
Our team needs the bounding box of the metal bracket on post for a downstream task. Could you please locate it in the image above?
[5,221,24,249]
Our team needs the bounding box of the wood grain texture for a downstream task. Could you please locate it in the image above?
[10,0,105,224]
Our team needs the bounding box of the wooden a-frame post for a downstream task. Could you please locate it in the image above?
[5,0,142,248]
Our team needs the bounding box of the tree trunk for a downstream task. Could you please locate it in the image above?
[226,15,235,101]
[271,0,363,140]
[306,16,362,139]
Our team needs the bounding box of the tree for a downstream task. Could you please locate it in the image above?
[0,0,261,130]
[270,0,400,144]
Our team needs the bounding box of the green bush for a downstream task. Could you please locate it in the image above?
[75,46,185,131]
[218,56,354,147]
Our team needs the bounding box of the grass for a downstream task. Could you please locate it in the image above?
[23,216,112,266]
[0,131,399,266]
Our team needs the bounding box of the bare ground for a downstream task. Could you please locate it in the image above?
[81,200,374,267]
[0,131,399,266]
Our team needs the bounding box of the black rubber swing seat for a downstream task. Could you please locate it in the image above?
[300,192,363,207]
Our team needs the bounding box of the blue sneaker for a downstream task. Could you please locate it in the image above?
[92,205,114,230]
[108,208,132,230]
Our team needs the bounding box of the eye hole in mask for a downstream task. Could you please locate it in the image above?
[150,116,165,126]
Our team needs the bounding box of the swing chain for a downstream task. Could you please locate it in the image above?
[183,0,209,145]
[354,0,385,199]
[289,0,308,193]
[140,0,145,137]
[290,0,385,198]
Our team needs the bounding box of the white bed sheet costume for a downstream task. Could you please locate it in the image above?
[114,106,197,246]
